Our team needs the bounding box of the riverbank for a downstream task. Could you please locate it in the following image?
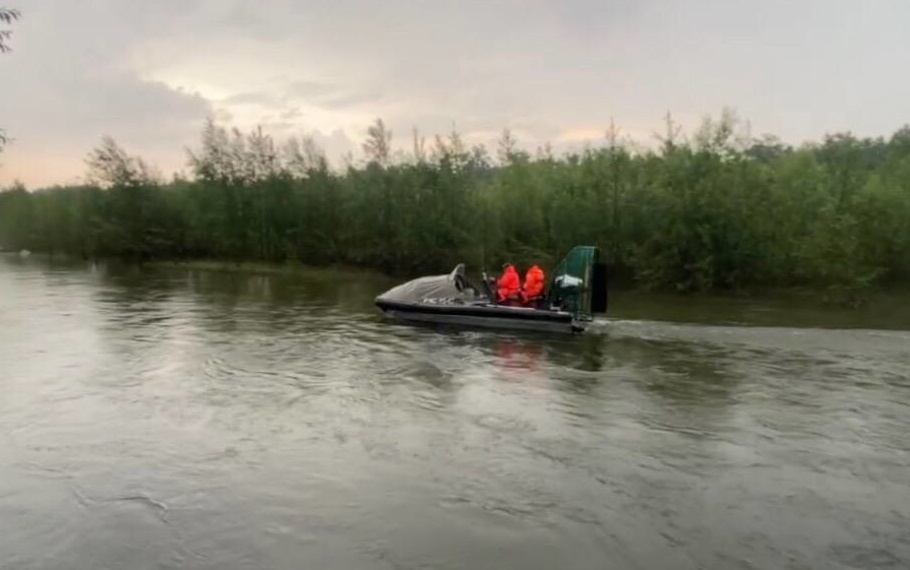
[6,253,910,330]
[149,258,395,282]
[145,257,910,331]
[22,253,909,307]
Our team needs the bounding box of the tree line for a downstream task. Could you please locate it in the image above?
[2,111,910,299]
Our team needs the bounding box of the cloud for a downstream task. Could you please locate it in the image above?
[279,107,302,121]
[0,65,212,185]
[221,91,283,107]
[222,83,385,113]
[0,1,214,185]
[285,81,340,99]
[2,0,910,187]
[316,88,386,111]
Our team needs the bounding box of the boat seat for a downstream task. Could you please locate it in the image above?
[520,295,547,309]
[498,293,523,306]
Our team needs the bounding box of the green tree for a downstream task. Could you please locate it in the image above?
[362,118,392,166]
[8,113,910,302]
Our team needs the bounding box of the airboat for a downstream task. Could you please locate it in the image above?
[374,246,608,334]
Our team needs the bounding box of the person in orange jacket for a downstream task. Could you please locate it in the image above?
[495,263,521,304]
[521,264,545,306]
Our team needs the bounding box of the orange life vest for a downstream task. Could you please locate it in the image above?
[522,265,545,303]
[496,264,521,303]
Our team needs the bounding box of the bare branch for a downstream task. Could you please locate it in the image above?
[0,8,21,53]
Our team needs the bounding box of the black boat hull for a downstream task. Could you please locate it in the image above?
[375,299,587,334]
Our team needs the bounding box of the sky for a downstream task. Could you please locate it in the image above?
[1,0,909,187]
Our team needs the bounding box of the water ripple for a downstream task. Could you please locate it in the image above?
[2,258,910,570]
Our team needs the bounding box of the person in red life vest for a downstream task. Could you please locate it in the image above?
[495,263,521,304]
[521,264,545,306]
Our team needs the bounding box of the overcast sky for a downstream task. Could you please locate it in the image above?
[1,0,908,187]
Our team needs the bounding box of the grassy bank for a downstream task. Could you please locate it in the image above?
[2,111,909,303]
[149,258,395,282]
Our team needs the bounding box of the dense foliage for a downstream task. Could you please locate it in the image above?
[2,112,910,297]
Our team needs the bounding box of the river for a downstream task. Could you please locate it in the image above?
[1,256,909,570]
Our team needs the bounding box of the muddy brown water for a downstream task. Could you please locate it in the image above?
[1,256,909,569]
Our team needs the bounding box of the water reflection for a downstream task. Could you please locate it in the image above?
[493,340,544,371]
